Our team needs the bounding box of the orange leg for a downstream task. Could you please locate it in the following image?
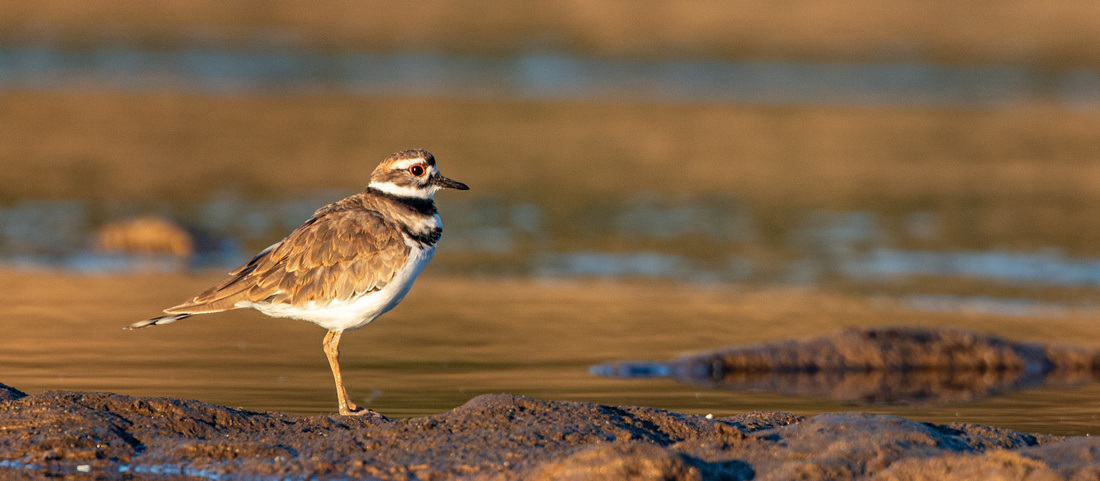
[322,330,381,417]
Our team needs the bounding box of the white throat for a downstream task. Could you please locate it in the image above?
[368,181,437,199]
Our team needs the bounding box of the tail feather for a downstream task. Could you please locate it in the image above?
[124,313,193,330]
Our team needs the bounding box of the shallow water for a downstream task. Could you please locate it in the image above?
[8,196,1100,293]
[1,271,1097,437]
[2,197,1100,439]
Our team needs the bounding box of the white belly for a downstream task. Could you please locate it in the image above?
[242,243,436,332]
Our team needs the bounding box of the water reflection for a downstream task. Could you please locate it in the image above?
[592,327,1100,405]
[595,365,1086,405]
[847,248,1100,286]
[612,196,759,243]
[900,294,1086,318]
[0,200,86,256]
[3,46,1100,107]
[7,195,1100,301]
[534,252,754,283]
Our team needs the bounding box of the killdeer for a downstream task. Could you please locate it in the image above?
[126,149,468,416]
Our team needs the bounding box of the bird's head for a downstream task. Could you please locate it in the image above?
[368,149,469,199]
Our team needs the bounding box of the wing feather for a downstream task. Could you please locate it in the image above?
[164,200,410,314]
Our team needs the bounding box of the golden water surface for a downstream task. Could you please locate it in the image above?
[2,270,1097,436]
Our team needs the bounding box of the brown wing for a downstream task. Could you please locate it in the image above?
[164,205,410,314]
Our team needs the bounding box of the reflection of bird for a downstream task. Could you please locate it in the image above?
[127,149,468,416]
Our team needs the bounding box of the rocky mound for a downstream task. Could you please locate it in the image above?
[593,326,1100,404]
[0,383,1097,480]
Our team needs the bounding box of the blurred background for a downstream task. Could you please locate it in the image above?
[1,1,1099,435]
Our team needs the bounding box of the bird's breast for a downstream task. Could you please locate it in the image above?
[402,214,443,248]
[248,242,435,331]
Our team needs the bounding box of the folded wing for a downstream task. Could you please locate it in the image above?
[164,205,410,314]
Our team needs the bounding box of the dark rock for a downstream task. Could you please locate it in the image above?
[594,326,1100,404]
[0,383,26,402]
[0,387,1095,480]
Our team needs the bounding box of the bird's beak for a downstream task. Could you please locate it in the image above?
[434,175,469,190]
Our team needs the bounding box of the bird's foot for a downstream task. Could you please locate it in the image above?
[339,404,387,419]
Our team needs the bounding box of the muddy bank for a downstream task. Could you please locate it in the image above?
[0,383,1096,480]
[594,326,1100,404]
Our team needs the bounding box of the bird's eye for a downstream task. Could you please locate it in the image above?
[409,165,425,177]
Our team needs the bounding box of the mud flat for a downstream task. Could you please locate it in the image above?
[0,382,1096,480]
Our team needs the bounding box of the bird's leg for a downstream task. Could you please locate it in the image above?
[322,330,381,417]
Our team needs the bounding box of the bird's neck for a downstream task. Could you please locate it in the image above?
[367,181,437,200]
[366,186,438,217]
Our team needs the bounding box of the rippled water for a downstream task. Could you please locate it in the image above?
[6,195,1100,301]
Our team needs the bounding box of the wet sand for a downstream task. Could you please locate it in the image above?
[1,383,1097,480]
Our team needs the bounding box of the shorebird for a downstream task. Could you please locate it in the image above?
[127,149,468,416]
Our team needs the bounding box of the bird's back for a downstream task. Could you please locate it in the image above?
[164,192,414,315]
